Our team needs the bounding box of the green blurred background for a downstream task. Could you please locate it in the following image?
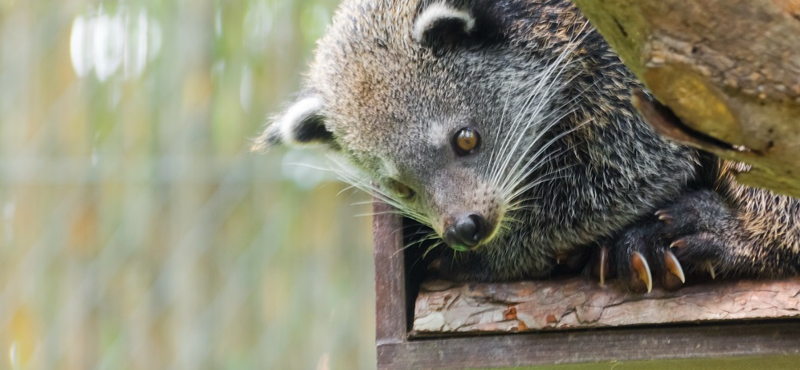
[0,1,377,369]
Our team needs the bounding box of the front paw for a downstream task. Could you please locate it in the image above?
[655,190,739,278]
[592,222,686,293]
[594,190,740,292]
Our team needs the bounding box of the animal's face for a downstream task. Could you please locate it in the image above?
[256,0,587,252]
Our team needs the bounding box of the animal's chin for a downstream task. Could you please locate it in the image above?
[447,243,474,252]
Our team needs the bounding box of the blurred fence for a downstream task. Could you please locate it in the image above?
[0,1,376,369]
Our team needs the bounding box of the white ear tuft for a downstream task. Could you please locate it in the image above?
[276,95,325,143]
[413,2,476,43]
[252,94,333,152]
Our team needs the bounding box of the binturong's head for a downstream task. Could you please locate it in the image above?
[255,0,600,257]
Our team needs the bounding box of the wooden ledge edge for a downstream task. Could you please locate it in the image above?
[412,276,800,335]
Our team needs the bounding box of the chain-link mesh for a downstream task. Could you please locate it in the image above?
[0,1,376,369]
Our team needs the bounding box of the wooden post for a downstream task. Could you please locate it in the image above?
[373,199,408,345]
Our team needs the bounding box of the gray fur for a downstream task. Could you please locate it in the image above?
[259,0,800,283]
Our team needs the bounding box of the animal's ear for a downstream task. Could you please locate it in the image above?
[412,1,477,48]
[251,93,336,152]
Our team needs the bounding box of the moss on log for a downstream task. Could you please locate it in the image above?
[572,0,800,197]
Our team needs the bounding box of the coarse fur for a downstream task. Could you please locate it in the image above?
[256,0,800,287]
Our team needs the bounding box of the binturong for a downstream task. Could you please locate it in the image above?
[255,0,800,292]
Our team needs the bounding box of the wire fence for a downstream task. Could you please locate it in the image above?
[0,1,376,369]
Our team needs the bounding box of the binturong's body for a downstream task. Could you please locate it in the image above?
[255,0,800,291]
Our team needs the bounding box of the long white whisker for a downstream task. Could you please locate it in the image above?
[326,155,433,226]
[506,168,576,202]
[488,91,514,183]
[490,58,565,185]
[499,118,585,197]
[497,106,575,195]
[499,146,572,198]
[395,231,441,257]
[491,63,562,186]
[492,24,594,187]
[422,240,446,259]
[497,71,603,202]
[492,47,584,190]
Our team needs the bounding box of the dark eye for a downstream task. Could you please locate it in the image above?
[387,180,416,199]
[452,127,481,156]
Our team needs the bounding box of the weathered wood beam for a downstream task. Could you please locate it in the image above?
[412,277,800,334]
[572,0,800,197]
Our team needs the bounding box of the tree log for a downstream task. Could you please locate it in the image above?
[412,277,800,335]
[571,0,800,197]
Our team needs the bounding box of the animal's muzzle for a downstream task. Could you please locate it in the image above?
[443,213,488,251]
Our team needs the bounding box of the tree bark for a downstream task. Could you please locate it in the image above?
[571,0,800,197]
[412,277,800,335]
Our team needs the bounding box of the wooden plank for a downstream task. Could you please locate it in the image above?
[412,277,800,334]
[373,199,408,345]
[378,322,800,370]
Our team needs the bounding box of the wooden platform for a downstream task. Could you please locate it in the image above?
[372,199,800,370]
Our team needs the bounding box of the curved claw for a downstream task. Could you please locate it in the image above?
[556,250,588,272]
[670,238,687,250]
[663,250,686,290]
[664,250,685,284]
[630,252,653,293]
[707,262,717,279]
[598,246,609,287]
[654,209,674,224]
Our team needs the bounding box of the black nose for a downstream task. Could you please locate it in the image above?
[443,213,487,251]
